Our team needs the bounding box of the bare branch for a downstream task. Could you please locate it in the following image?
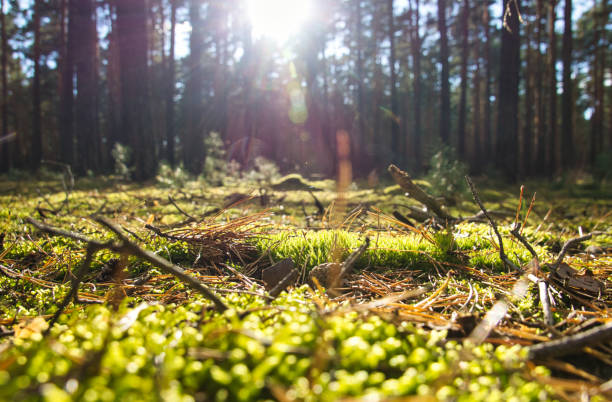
[553,231,605,271]
[528,321,612,360]
[388,164,455,221]
[465,176,520,271]
[26,217,229,317]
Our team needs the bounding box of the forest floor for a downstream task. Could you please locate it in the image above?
[0,169,611,401]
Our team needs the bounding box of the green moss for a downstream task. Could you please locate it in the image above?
[0,292,551,401]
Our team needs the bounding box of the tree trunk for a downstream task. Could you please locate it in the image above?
[438,0,450,146]
[483,3,492,163]
[535,0,546,173]
[409,0,422,172]
[60,0,75,167]
[0,0,9,172]
[32,0,42,169]
[590,1,605,167]
[387,0,400,164]
[183,0,205,174]
[458,0,469,158]
[117,0,154,180]
[561,0,573,168]
[548,0,558,175]
[496,0,521,181]
[165,0,176,166]
[523,16,534,177]
[355,0,365,165]
[74,0,99,174]
[472,12,482,171]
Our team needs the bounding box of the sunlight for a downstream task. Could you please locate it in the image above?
[246,0,312,42]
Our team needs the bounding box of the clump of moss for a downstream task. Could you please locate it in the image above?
[0,290,551,401]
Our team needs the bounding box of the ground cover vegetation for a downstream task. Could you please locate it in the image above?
[0,160,611,401]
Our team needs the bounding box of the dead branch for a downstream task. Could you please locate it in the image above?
[388,164,455,221]
[465,176,520,271]
[528,321,612,360]
[329,237,370,292]
[168,195,197,222]
[26,217,229,318]
[553,231,605,271]
[510,225,539,260]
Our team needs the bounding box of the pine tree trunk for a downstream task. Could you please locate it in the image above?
[74,0,99,174]
[547,0,558,175]
[523,18,534,176]
[387,0,400,164]
[165,0,176,166]
[355,0,365,166]
[483,4,492,162]
[561,0,573,168]
[117,0,154,180]
[535,0,546,174]
[409,0,422,172]
[0,0,9,172]
[183,0,205,174]
[438,0,450,145]
[497,0,521,181]
[32,0,42,169]
[458,0,469,158]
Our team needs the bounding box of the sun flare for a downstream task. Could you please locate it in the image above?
[246,0,312,42]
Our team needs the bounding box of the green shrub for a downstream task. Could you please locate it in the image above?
[111,143,132,180]
[425,146,469,200]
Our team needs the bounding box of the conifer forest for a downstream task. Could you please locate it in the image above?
[0,0,611,401]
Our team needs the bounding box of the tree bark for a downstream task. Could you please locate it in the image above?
[74,0,99,174]
[387,0,400,164]
[0,0,9,172]
[496,0,521,181]
[590,0,605,167]
[535,0,546,173]
[165,0,176,166]
[32,0,42,169]
[117,0,154,180]
[60,0,75,167]
[355,0,365,166]
[548,0,558,175]
[483,4,492,163]
[458,0,469,159]
[183,0,205,174]
[409,0,422,172]
[561,0,573,168]
[523,15,534,176]
[438,0,450,146]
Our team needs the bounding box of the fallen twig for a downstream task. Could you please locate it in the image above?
[528,321,612,360]
[553,231,605,271]
[465,176,520,271]
[388,164,455,221]
[168,195,197,222]
[26,217,228,323]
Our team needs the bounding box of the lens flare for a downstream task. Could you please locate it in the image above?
[246,0,312,42]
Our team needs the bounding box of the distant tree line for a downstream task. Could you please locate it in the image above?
[0,0,610,181]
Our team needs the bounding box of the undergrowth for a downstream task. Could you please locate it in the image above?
[0,173,610,400]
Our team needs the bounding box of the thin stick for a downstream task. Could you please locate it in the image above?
[520,192,536,234]
[27,217,228,314]
[553,231,604,271]
[388,164,455,221]
[168,195,196,221]
[465,176,520,271]
[95,217,228,312]
[45,243,101,333]
[528,321,612,360]
[538,280,554,326]
[510,226,539,260]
